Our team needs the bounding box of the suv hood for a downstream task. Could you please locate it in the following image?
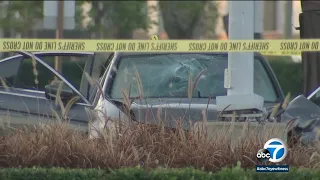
[130,98,218,129]
[111,98,279,129]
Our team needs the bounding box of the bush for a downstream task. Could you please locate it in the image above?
[266,56,303,97]
[0,167,320,180]
[0,168,107,180]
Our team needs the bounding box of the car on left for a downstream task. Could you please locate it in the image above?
[0,51,109,134]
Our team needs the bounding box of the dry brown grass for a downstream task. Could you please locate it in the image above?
[0,120,318,171]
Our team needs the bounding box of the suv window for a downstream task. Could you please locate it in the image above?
[0,57,22,88]
[37,55,91,91]
[109,54,279,102]
[0,56,69,92]
[0,54,92,93]
[254,59,278,102]
[99,53,114,78]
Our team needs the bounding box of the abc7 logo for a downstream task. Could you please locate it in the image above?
[257,138,288,163]
[256,149,271,162]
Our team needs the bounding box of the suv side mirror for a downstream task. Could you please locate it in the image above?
[44,80,75,101]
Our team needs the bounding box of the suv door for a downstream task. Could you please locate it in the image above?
[0,52,94,132]
[0,53,57,132]
[34,52,107,104]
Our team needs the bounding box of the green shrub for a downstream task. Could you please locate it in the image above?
[107,168,212,180]
[266,56,303,97]
[0,168,107,180]
[0,167,319,180]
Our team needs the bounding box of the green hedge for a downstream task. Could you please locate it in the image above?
[20,57,303,96]
[0,167,318,180]
[266,56,303,97]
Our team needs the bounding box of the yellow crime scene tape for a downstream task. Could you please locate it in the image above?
[1,37,320,56]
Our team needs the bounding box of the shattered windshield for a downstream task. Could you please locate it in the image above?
[110,53,278,102]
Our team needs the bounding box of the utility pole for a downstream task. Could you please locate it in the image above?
[55,0,64,75]
[284,1,293,39]
[254,1,264,39]
[43,0,74,77]
[222,1,264,40]
[217,1,264,115]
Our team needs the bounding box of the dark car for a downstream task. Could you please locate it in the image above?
[0,51,284,137]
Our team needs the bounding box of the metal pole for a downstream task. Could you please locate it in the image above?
[276,1,284,35]
[228,1,254,95]
[54,0,64,74]
[284,1,293,39]
[254,1,264,39]
[217,1,264,112]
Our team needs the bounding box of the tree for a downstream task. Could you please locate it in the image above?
[0,1,85,38]
[201,1,219,39]
[0,1,43,37]
[159,1,219,39]
[300,1,320,96]
[75,1,87,30]
[84,1,150,39]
